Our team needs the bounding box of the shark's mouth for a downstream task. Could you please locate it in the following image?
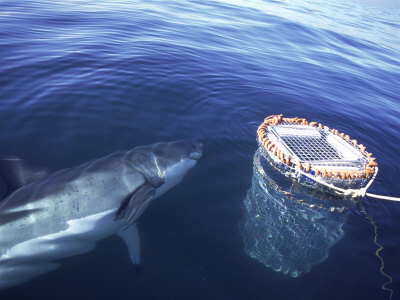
[189,142,203,160]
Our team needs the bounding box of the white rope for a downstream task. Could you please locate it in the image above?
[298,167,400,202]
[264,151,400,202]
[365,193,400,202]
[294,167,372,198]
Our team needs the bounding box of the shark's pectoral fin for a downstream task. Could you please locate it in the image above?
[0,155,52,196]
[115,183,155,228]
[117,223,141,267]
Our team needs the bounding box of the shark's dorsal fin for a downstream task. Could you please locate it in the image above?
[0,155,53,195]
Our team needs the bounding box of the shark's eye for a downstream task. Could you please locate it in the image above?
[153,146,168,157]
[132,152,149,163]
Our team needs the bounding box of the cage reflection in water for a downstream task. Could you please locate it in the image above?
[240,149,355,277]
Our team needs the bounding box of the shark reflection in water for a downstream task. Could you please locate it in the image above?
[240,149,355,277]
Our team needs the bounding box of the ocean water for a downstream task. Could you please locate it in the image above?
[0,0,399,299]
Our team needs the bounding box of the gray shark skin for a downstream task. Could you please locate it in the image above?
[0,140,202,289]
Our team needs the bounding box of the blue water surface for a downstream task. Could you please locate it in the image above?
[0,0,399,299]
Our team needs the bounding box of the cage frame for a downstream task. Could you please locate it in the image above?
[256,114,378,197]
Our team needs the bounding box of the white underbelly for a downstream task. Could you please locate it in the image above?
[0,208,121,289]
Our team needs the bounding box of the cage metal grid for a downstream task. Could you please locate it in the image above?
[268,122,368,172]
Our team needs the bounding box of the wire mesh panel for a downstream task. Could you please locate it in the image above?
[278,127,341,161]
[271,124,368,167]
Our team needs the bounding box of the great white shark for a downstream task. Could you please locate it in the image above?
[0,140,202,289]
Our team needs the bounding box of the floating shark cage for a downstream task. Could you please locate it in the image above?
[242,114,398,289]
[256,114,378,198]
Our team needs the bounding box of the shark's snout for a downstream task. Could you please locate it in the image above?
[189,142,203,160]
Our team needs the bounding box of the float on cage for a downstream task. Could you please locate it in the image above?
[256,114,378,198]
